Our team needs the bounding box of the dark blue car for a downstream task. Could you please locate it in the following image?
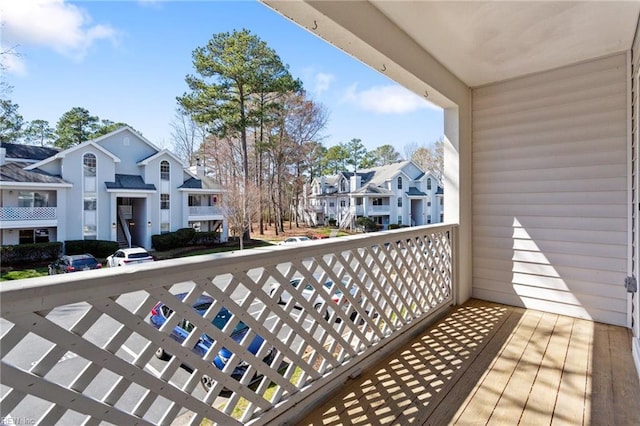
[149,293,276,390]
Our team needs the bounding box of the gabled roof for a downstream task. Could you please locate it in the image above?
[352,183,392,195]
[179,176,224,191]
[406,187,427,196]
[137,149,186,167]
[105,174,156,191]
[1,143,60,162]
[24,140,121,170]
[0,162,70,185]
[85,126,162,152]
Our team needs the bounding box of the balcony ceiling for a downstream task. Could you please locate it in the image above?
[264,1,640,88]
[371,1,640,87]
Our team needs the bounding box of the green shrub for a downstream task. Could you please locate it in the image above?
[151,233,179,251]
[64,240,119,258]
[356,217,378,232]
[1,242,62,267]
[328,218,337,227]
[191,231,220,245]
[175,227,196,245]
[388,223,401,230]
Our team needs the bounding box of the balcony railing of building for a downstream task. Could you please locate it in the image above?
[351,205,391,215]
[188,206,222,216]
[0,224,455,425]
[0,206,57,221]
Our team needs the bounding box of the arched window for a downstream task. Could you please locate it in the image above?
[397,176,403,189]
[160,161,170,180]
[83,153,96,177]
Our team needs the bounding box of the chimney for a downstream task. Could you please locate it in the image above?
[195,157,205,178]
[320,176,326,194]
[350,174,361,190]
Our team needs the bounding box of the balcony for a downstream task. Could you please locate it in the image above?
[0,225,455,425]
[0,206,56,221]
[188,205,222,218]
[298,299,640,425]
[0,206,57,227]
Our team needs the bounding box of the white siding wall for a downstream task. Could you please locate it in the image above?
[472,53,628,326]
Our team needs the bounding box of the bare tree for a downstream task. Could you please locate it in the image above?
[221,179,260,250]
[170,109,205,166]
[410,137,444,181]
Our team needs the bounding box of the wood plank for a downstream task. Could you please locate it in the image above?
[296,301,640,426]
[551,318,592,426]
[402,305,525,425]
[451,307,543,424]
[487,311,558,423]
[520,314,573,424]
[609,326,640,426]
[590,322,615,425]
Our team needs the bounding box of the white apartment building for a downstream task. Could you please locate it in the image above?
[0,127,228,250]
[301,160,443,230]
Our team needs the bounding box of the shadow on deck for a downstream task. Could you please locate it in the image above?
[297,299,640,425]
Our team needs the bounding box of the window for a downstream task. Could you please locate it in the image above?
[440,213,444,222]
[397,177,403,189]
[427,215,432,224]
[372,198,383,206]
[83,153,96,177]
[83,224,97,239]
[397,198,402,207]
[340,200,346,207]
[18,192,48,208]
[83,196,97,211]
[161,223,170,234]
[427,178,432,190]
[329,201,335,207]
[161,194,170,210]
[35,228,49,243]
[428,201,432,207]
[340,180,346,192]
[19,230,34,245]
[160,161,170,180]
[398,216,403,225]
[356,198,363,206]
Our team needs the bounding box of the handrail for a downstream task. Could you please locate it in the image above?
[0,224,456,425]
[117,208,132,248]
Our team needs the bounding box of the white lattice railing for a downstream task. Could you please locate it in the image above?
[0,206,56,221]
[189,206,222,216]
[0,224,456,425]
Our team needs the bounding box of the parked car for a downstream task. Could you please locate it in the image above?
[48,254,102,275]
[106,247,154,267]
[279,236,310,245]
[149,293,276,390]
[269,276,360,320]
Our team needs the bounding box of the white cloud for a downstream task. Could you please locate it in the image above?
[313,72,335,95]
[342,84,436,114]
[2,0,119,69]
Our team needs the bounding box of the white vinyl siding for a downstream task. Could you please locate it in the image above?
[472,53,628,326]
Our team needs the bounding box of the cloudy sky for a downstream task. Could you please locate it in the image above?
[2,0,444,152]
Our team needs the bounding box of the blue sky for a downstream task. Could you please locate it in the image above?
[3,0,443,154]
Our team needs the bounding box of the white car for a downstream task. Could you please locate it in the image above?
[106,247,154,267]
[269,276,360,320]
[279,236,310,245]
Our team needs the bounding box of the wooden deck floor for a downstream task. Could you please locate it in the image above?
[297,299,640,425]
